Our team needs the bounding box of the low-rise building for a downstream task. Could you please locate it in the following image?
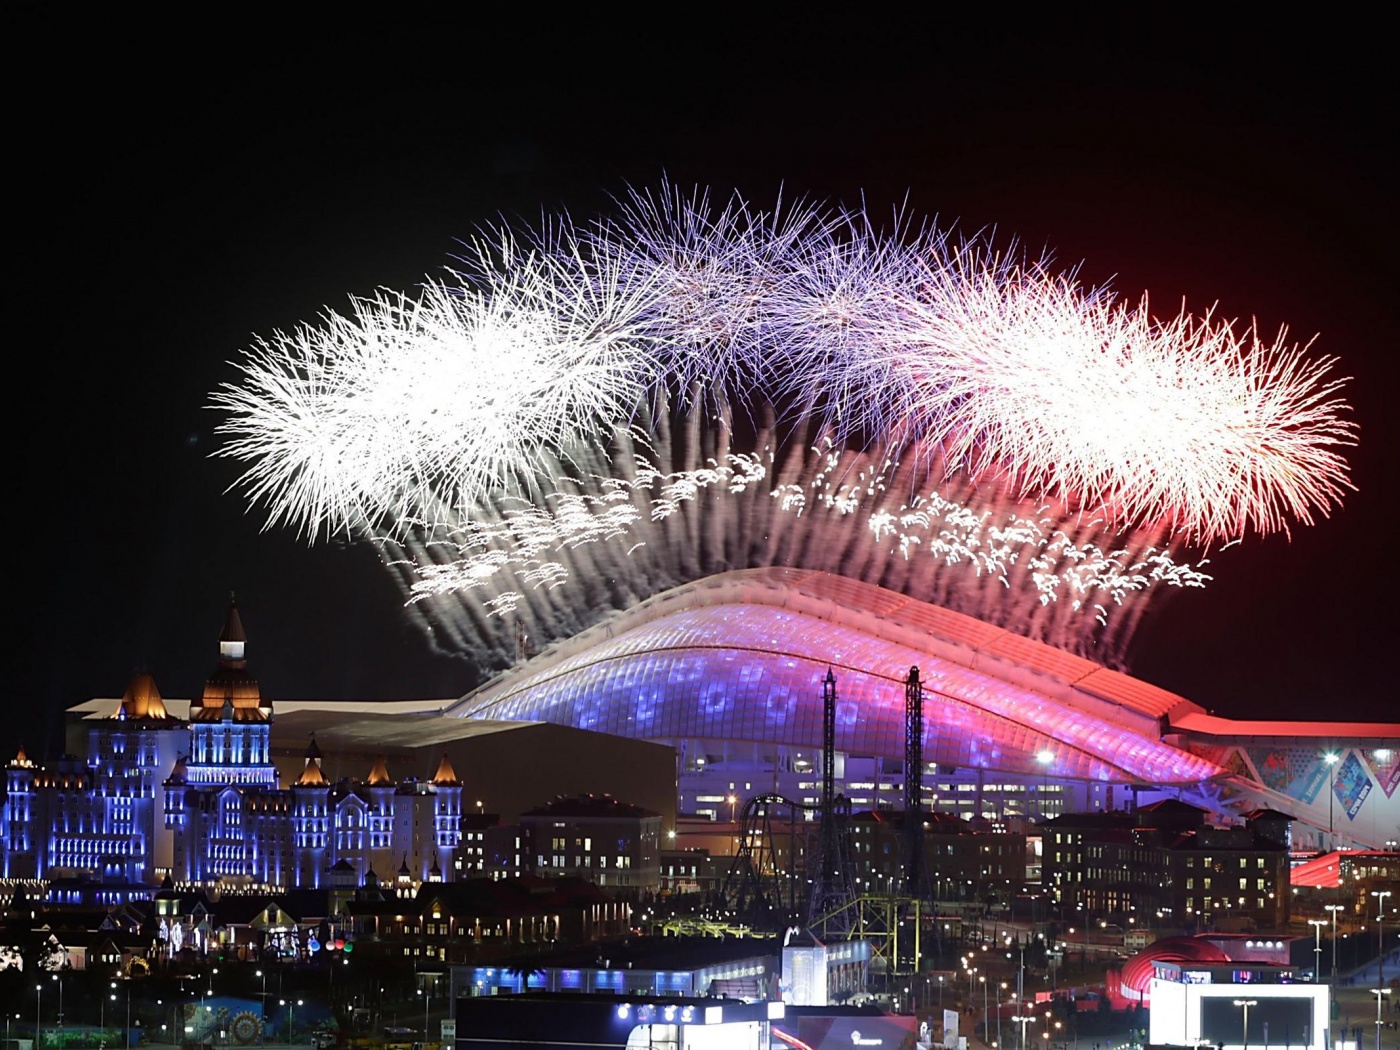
[518,795,662,897]
[1041,801,1290,929]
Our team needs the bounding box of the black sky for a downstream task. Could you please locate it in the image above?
[9,14,1396,764]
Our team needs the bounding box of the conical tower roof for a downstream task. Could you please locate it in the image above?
[430,751,460,786]
[366,755,394,786]
[9,743,35,769]
[113,671,172,721]
[220,598,247,645]
[294,747,328,787]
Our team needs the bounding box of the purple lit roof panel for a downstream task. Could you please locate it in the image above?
[457,604,1220,785]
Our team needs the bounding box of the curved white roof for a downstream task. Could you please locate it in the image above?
[446,569,1221,785]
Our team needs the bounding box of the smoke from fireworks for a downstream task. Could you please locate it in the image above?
[212,184,1353,668]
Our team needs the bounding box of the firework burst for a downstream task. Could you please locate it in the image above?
[213,183,1354,666]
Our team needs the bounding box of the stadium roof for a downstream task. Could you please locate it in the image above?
[445,569,1224,785]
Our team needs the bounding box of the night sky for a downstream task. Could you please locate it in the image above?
[9,14,1396,766]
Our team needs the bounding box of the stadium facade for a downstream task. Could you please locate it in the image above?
[8,569,1397,894]
[444,569,1399,850]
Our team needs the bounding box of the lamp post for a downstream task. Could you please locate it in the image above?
[1233,999,1257,1050]
[418,986,430,1046]
[1308,919,1326,980]
[51,972,63,1030]
[1371,989,1390,1050]
[35,983,42,1050]
[255,971,268,1043]
[1326,904,1345,983]
[1371,889,1392,991]
[1013,1013,1034,1050]
[1323,752,1338,847]
[279,999,302,1044]
[1036,751,1053,820]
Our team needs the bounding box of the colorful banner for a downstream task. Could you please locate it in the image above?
[1333,752,1372,820]
[1361,748,1400,799]
[1246,747,1327,803]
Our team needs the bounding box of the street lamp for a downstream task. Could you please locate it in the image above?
[1013,1013,1034,1050]
[1035,751,1053,820]
[35,983,42,1050]
[1326,904,1345,982]
[1371,889,1392,991]
[418,987,430,1044]
[1322,752,1338,846]
[980,975,988,1043]
[255,971,268,1043]
[1372,989,1391,1050]
[1307,919,1326,980]
[1233,999,1257,1050]
[279,999,303,1043]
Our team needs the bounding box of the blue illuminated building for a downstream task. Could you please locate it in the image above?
[2,601,464,893]
[3,670,183,882]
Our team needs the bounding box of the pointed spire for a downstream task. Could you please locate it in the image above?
[115,671,171,721]
[295,736,327,786]
[366,755,394,786]
[164,755,188,785]
[9,743,35,769]
[430,751,460,786]
[221,596,249,660]
[397,854,411,877]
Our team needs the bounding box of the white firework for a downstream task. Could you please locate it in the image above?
[213,184,1354,669]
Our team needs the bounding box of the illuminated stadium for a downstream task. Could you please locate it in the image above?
[443,568,1399,848]
[209,186,1396,851]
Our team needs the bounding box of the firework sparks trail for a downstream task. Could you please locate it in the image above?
[381,416,1211,666]
[212,183,1354,669]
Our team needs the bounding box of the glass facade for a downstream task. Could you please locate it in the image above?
[451,602,1219,785]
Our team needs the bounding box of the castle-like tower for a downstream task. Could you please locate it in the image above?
[165,599,287,886]
[5,600,471,894]
[3,673,184,882]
